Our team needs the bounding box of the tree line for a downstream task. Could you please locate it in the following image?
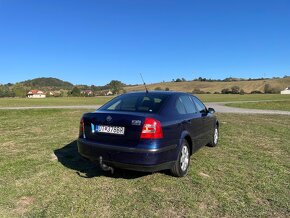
[172,75,289,83]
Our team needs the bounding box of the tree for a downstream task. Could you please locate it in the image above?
[0,85,15,97]
[13,86,27,98]
[264,84,272,93]
[221,88,231,94]
[107,80,124,94]
[263,84,280,94]
[70,87,81,97]
[231,86,240,94]
[240,89,245,95]
[175,78,182,82]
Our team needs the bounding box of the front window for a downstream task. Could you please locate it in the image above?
[191,96,207,113]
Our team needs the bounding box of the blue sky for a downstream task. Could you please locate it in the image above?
[0,0,289,85]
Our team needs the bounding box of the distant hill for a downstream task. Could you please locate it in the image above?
[124,77,290,94]
[18,77,74,90]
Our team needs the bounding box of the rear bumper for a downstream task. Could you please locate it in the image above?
[77,138,177,172]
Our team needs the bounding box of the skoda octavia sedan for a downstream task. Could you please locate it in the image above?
[77,91,219,177]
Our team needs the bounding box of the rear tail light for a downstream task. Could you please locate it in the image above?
[140,118,163,139]
[79,118,86,138]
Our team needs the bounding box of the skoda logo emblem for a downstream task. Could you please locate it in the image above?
[106,115,112,122]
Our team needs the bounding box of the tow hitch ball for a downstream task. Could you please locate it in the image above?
[99,156,114,174]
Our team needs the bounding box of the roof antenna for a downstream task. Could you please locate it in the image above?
[140,73,148,93]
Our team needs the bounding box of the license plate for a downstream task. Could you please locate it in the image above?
[91,124,125,135]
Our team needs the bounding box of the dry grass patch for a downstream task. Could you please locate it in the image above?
[15,196,35,215]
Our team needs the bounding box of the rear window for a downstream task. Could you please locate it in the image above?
[99,93,168,113]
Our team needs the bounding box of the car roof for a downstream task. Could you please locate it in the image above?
[124,90,189,96]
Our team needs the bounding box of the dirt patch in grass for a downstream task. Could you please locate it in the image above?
[15,196,35,215]
[198,172,210,178]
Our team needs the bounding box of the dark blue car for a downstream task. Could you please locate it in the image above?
[77,91,219,177]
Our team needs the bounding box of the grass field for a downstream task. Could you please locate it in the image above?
[0,94,290,108]
[226,101,290,112]
[195,94,290,103]
[0,109,289,217]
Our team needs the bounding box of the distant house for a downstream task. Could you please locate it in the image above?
[105,90,113,96]
[46,91,54,96]
[281,87,290,94]
[81,90,94,96]
[27,90,46,98]
[46,91,62,97]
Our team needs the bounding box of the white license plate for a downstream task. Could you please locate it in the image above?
[91,124,125,135]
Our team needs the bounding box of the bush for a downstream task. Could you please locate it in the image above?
[250,90,263,94]
[221,88,231,94]
[214,91,220,94]
[264,84,280,94]
[165,87,170,91]
[264,84,272,93]
[192,88,205,94]
[154,87,162,91]
[240,89,245,95]
[231,86,240,94]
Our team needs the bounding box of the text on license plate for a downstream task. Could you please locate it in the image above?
[91,124,125,135]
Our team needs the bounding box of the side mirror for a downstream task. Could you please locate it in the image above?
[208,107,215,114]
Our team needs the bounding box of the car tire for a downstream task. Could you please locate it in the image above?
[170,140,190,177]
[208,124,219,147]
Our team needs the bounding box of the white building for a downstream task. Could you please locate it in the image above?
[105,90,113,96]
[27,90,46,98]
[81,90,94,96]
[281,87,290,94]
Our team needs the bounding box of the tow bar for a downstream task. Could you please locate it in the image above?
[99,156,114,174]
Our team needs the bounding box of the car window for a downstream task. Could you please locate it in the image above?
[175,97,187,115]
[180,95,198,114]
[191,96,207,113]
[100,93,168,113]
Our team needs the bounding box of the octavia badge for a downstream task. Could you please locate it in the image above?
[106,115,112,122]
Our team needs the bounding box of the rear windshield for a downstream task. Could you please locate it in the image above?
[99,93,168,113]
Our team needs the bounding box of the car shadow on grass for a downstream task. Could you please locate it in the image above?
[54,140,150,179]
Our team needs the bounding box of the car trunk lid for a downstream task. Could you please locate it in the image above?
[82,111,146,146]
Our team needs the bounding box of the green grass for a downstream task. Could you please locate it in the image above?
[226,100,290,112]
[0,97,113,107]
[0,94,289,108]
[0,109,289,217]
[195,94,290,102]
